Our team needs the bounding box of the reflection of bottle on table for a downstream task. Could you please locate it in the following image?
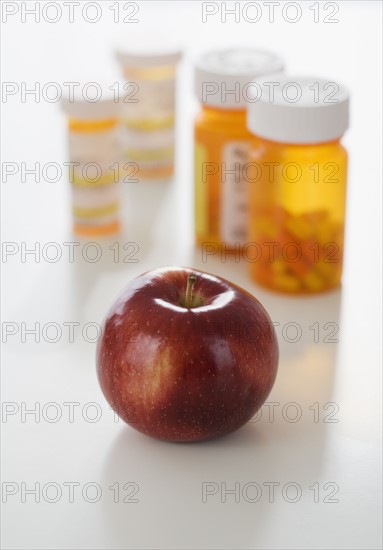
[247,76,349,294]
[61,84,125,237]
[194,48,284,248]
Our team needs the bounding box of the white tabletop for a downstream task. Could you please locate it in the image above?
[1,2,382,549]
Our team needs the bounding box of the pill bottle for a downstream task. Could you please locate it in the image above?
[247,76,349,294]
[61,83,124,237]
[116,40,183,181]
[194,49,284,248]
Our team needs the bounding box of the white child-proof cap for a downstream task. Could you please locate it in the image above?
[60,81,127,120]
[194,48,284,109]
[247,76,350,144]
[115,33,183,68]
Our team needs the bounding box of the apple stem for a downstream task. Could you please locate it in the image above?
[185,274,197,308]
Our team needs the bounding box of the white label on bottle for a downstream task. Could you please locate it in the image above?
[221,140,251,246]
[68,127,119,165]
[122,77,176,119]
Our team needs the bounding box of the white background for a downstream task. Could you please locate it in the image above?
[1,1,382,549]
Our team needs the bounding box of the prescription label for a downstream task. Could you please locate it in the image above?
[221,140,251,246]
[195,142,208,238]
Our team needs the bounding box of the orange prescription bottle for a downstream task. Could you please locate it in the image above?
[61,84,124,237]
[116,40,182,181]
[194,49,284,248]
[246,76,349,294]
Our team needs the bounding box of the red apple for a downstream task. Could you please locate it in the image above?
[97,267,279,442]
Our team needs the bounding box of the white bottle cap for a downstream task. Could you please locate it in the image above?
[247,76,350,144]
[60,81,126,120]
[115,33,183,68]
[194,48,284,109]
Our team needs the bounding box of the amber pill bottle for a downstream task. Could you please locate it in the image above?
[61,85,124,237]
[116,42,183,182]
[194,49,284,248]
[246,76,350,294]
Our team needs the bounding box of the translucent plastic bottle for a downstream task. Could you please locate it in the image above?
[61,84,124,236]
[194,49,284,248]
[247,76,349,294]
[116,40,182,181]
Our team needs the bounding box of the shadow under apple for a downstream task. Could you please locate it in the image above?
[100,423,274,550]
[100,367,339,550]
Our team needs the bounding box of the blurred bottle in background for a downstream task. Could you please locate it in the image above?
[194,48,284,249]
[61,82,125,236]
[116,35,183,182]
